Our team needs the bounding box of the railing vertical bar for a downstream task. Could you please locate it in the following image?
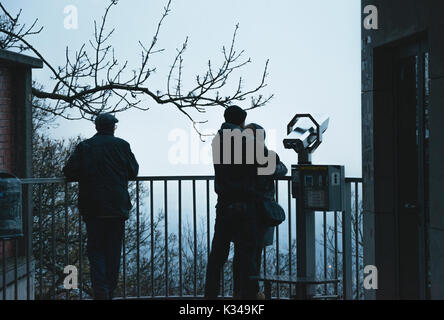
[294,196,297,290]
[178,180,183,297]
[14,238,18,300]
[192,180,197,297]
[221,268,225,298]
[38,184,43,298]
[262,202,270,294]
[342,182,353,299]
[206,179,210,261]
[150,180,154,298]
[64,182,69,300]
[263,246,267,277]
[288,180,292,297]
[355,182,360,300]
[122,224,126,299]
[2,240,6,300]
[136,180,140,298]
[164,180,169,297]
[334,211,338,296]
[51,184,56,299]
[79,213,83,300]
[25,183,30,300]
[323,211,327,296]
[275,180,280,299]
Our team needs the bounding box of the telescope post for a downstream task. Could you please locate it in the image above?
[295,151,316,299]
[296,149,312,165]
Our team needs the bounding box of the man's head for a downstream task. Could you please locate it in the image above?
[95,113,119,134]
[224,105,247,127]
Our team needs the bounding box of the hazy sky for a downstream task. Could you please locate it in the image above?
[5,0,362,178]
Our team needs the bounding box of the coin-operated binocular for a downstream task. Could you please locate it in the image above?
[283,114,345,211]
[282,114,345,298]
[283,113,329,164]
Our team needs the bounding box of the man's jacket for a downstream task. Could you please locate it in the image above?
[63,132,139,220]
[212,122,258,204]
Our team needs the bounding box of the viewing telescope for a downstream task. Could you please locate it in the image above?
[282,113,344,300]
[283,114,329,164]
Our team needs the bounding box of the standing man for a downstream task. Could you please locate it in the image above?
[63,113,139,300]
[232,123,288,299]
[205,105,260,299]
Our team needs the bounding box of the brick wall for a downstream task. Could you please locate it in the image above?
[0,66,13,173]
[0,66,15,260]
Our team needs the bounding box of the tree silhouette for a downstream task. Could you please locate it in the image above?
[0,0,272,138]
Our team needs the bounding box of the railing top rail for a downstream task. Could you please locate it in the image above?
[20,176,363,185]
[21,177,66,184]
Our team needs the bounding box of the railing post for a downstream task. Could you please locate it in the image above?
[23,183,33,300]
[164,180,168,297]
[178,180,183,297]
[275,180,280,298]
[136,180,140,298]
[2,240,6,300]
[150,180,154,298]
[342,182,353,299]
[334,212,338,295]
[64,182,69,300]
[192,180,197,297]
[78,214,83,300]
[288,180,293,298]
[323,211,327,296]
[51,184,56,299]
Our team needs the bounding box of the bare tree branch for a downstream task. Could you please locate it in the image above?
[0,0,273,138]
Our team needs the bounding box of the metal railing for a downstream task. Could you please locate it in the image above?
[1,176,363,300]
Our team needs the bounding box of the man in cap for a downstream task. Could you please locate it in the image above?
[205,105,262,299]
[64,113,139,300]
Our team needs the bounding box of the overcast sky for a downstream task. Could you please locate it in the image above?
[5,0,362,178]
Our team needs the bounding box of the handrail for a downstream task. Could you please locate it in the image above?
[20,176,363,184]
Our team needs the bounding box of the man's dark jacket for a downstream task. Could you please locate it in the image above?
[212,122,258,204]
[63,132,139,220]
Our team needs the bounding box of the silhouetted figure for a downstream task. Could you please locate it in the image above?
[205,106,263,299]
[63,113,139,300]
[232,123,288,299]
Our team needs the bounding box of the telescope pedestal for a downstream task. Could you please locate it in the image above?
[296,150,312,165]
[295,153,316,299]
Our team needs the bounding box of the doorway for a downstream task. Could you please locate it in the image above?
[393,39,430,299]
[373,35,430,299]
